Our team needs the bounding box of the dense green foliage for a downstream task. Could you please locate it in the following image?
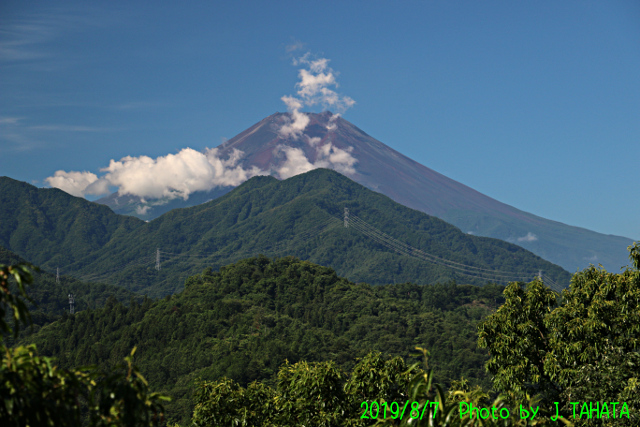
[371,348,574,426]
[0,176,143,269]
[186,246,640,426]
[191,351,416,427]
[1,260,36,339]
[478,243,640,426]
[191,348,572,427]
[1,345,169,427]
[0,170,570,297]
[4,172,635,426]
[0,262,169,426]
[1,246,134,335]
[26,255,505,424]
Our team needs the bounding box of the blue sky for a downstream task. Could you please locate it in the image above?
[1,1,638,239]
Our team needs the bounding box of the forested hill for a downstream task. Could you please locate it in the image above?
[1,170,570,297]
[25,255,507,424]
[0,176,144,268]
[0,246,134,334]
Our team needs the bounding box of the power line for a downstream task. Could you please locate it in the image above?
[341,212,565,291]
[54,207,565,293]
[351,214,533,277]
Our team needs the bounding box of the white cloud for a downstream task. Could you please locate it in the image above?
[135,205,151,215]
[278,97,310,139]
[326,113,339,131]
[517,232,538,242]
[285,40,305,53]
[278,52,355,139]
[45,170,109,197]
[276,146,316,179]
[46,147,267,200]
[276,139,357,179]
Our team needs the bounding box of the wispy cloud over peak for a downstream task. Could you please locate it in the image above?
[278,51,355,139]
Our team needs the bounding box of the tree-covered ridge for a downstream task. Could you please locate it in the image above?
[25,255,506,424]
[0,176,144,269]
[1,170,570,297]
[0,246,133,335]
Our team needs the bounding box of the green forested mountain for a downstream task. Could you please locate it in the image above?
[0,176,144,268]
[0,170,570,297]
[0,246,134,335]
[26,255,506,424]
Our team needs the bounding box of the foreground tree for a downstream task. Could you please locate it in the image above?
[192,352,415,427]
[478,243,640,425]
[193,347,573,427]
[0,262,169,426]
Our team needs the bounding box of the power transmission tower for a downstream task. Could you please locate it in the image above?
[156,248,161,271]
[56,267,60,284]
[68,294,74,314]
[344,207,349,228]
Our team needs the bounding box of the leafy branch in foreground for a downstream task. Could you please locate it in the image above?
[1,262,37,338]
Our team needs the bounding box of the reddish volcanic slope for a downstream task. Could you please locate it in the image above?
[218,112,506,216]
[214,112,633,272]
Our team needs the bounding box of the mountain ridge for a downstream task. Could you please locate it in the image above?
[98,112,634,272]
[0,176,144,268]
[1,169,570,297]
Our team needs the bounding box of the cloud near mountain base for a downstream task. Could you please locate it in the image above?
[276,139,357,180]
[517,232,538,242]
[45,170,110,198]
[45,147,266,199]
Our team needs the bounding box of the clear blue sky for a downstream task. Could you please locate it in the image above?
[1,1,638,239]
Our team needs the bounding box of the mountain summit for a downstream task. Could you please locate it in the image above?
[217,111,518,216]
[99,112,633,272]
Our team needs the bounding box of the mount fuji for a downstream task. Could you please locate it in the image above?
[97,112,634,272]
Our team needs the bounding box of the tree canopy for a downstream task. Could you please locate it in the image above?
[478,243,640,425]
[0,262,169,426]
